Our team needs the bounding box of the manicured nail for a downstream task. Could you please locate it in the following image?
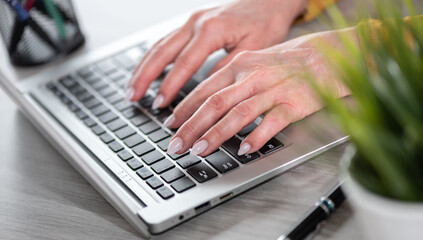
[238,142,251,156]
[125,88,134,102]
[167,137,183,154]
[190,140,208,156]
[163,114,175,127]
[152,94,163,109]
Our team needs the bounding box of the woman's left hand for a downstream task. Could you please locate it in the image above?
[165,28,358,156]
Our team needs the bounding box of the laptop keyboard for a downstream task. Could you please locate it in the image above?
[45,43,285,200]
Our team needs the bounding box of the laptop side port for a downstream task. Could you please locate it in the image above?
[194,201,211,214]
[219,192,233,202]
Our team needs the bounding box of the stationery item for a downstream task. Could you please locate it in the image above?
[0,0,84,66]
[277,181,346,240]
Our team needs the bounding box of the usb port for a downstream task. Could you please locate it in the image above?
[219,192,233,202]
[194,201,211,213]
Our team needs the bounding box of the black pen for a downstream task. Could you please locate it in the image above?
[277,181,346,240]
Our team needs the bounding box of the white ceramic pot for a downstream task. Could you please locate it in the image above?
[341,147,423,240]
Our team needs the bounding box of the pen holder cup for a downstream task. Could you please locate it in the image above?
[0,0,85,66]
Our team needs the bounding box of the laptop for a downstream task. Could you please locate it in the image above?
[0,8,347,238]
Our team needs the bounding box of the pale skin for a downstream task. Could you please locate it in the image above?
[128,0,359,156]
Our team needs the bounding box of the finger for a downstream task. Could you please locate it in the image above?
[128,12,204,101]
[209,36,262,76]
[151,28,223,110]
[191,91,277,156]
[239,103,297,154]
[167,70,276,154]
[128,30,192,101]
[165,67,235,129]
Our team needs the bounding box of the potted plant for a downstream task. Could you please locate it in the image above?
[313,1,423,239]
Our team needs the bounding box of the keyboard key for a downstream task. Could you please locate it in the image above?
[205,151,239,174]
[98,111,118,124]
[98,87,116,97]
[136,167,153,180]
[68,103,79,112]
[139,121,160,134]
[176,155,201,169]
[126,158,143,170]
[59,76,77,89]
[90,104,110,116]
[108,71,125,82]
[156,186,174,199]
[97,59,117,74]
[99,133,114,143]
[106,119,127,131]
[69,84,86,95]
[187,162,218,183]
[84,74,101,84]
[161,168,185,183]
[83,117,96,127]
[141,150,165,165]
[139,95,154,108]
[222,137,260,164]
[91,125,105,135]
[259,138,284,154]
[132,142,155,156]
[168,151,188,160]
[122,106,142,119]
[114,101,132,112]
[237,122,257,137]
[181,78,198,94]
[157,137,171,151]
[130,113,151,126]
[77,67,93,78]
[91,80,108,90]
[146,176,164,189]
[148,107,171,116]
[170,93,184,108]
[123,134,145,148]
[156,109,173,123]
[114,126,136,139]
[83,97,101,109]
[151,159,174,174]
[106,93,124,104]
[108,141,124,152]
[148,129,170,143]
[76,110,88,120]
[171,177,196,193]
[76,91,94,102]
[117,149,133,161]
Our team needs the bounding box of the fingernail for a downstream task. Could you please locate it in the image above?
[125,80,132,89]
[190,140,208,156]
[163,114,175,127]
[125,88,134,102]
[238,142,251,156]
[167,137,183,154]
[152,94,163,109]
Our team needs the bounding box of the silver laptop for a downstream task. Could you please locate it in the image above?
[0,9,347,238]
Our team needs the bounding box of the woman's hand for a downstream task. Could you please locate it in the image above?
[165,28,358,156]
[127,0,308,108]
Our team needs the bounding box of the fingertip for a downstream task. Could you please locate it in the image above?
[125,88,134,102]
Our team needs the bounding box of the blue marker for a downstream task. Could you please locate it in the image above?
[4,0,30,22]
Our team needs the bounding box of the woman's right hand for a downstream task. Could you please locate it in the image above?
[127,0,308,109]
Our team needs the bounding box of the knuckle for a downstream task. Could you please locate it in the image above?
[232,103,253,119]
[199,17,224,34]
[205,93,226,113]
[209,125,225,140]
[266,114,284,130]
[181,122,197,139]
[233,50,255,64]
[174,55,193,73]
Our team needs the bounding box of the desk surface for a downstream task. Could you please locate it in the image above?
[0,1,365,239]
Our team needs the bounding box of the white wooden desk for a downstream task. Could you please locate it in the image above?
[0,0,365,239]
